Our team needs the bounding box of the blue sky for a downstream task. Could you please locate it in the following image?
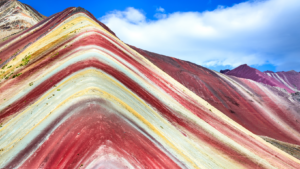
[21,0,247,18]
[20,0,300,72]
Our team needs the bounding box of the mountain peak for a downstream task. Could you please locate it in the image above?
[240,64,248,67]
[235,64,253,70]
[0,0,45,39]
[227,64,257,75]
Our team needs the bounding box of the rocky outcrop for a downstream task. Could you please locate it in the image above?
[292,92,300,103]
[220,69,230,74]
[0,0,45,39]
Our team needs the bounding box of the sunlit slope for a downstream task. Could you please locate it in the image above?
[0,7,299,168]
[132,47,300,144]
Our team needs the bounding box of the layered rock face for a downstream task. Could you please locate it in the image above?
[265,70,300,92]
[0,5,299,169]
[0,0,45,39]
[226,64,300,93]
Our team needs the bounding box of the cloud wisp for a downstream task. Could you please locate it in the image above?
[100,0,300,71]
[156,7,165,12]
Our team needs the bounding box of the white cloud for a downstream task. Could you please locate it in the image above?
[103,7,145,23]
[156,7,165,12]
[100,0,300,71]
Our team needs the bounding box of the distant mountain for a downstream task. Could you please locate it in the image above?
[264,70,300,92]
[0,0,45,39]
[226,64,299,93]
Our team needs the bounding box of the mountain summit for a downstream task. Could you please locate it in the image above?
[0,0,45,39]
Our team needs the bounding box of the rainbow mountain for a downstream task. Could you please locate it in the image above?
[0,4,300,169]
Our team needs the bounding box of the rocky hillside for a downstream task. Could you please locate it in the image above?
[0,0,45,39]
